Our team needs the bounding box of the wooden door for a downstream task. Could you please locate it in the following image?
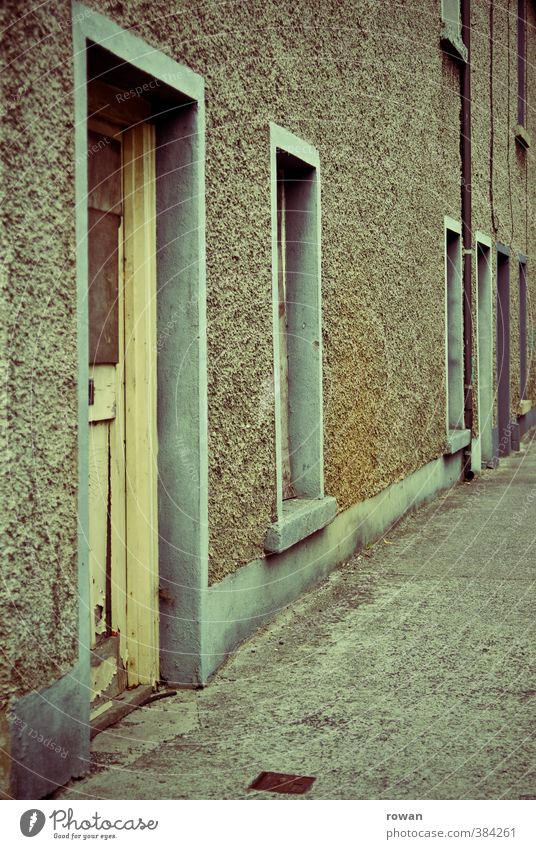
[88,120,127,707]
[87,85,159,714]
[477,243,493,467]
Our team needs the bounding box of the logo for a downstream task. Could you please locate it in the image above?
[20,810,46,837]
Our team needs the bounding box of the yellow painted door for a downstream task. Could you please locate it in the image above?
[87,121,128,707]
[87,95,159,713]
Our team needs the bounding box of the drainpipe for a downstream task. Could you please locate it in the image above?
[460,0,474,480]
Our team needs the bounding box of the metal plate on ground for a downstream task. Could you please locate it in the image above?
[248,771,316,794]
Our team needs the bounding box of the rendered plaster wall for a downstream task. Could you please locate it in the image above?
[0,2,79,699]
[524,2,536,405]
[86,0,462,583]
[471,0,536,432]
[4,0,533,612]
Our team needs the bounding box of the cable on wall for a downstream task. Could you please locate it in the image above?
[489,0,500,234]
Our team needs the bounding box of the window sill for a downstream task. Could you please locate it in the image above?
[445,428,471,455]
[514,124,531,149]
[518,399,532,416]
[440,23,468,63]
[265,496,337,554]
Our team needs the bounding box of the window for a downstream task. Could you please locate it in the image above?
[275,149,320,502]
[265,124,336,554]
[274,138,321,503]
[444,220,465,433]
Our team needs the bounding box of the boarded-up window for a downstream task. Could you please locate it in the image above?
[274,145,322,503]
[445,225,464,430]
[88,131,121,364]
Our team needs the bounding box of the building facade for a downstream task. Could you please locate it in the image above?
[1,0,535,798]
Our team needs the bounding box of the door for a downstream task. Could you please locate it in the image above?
[519,259,528,401]
[87,84,159,712]
[477,242,493,466]
[496,250,511,457]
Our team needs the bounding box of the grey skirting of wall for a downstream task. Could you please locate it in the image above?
[6,447,468,795]
[7,660,89,800]
[519,406,536,438]
[202,449,464,683]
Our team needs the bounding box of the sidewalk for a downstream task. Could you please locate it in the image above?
[57,434,536,800]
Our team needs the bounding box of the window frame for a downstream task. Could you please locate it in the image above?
[444,217,470,454]
[266,123,336,553]
[496,244,511,457]
[519,255,528,401]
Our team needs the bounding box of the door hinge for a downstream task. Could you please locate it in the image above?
[88,378,95,406]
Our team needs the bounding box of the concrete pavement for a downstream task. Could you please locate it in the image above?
[56,433,536,800]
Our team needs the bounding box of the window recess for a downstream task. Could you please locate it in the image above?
[519,256,530,410]
[444,218,470,455]
[496,245,512,456]
[266,124,335,554]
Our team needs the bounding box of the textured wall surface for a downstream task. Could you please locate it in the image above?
[87,0,464,582]
[524,1,536,406]
[2,0,536,638]
[1,1,79,698]
[471,0,534,432]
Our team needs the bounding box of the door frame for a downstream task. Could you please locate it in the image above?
[73,2,209,690]
[122,122,159,686]
[496,243,511,457]
[519,254,528,401]
[474,232,493,469]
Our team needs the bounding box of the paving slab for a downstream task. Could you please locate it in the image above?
[56,434,536,800]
